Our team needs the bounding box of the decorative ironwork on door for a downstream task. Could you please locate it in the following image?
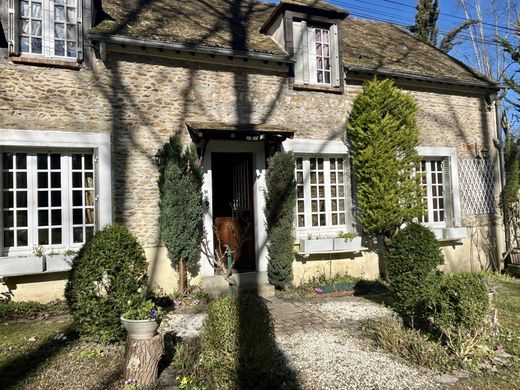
[232,159,250,211]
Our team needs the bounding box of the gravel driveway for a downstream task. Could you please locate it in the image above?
[162,295,441,390]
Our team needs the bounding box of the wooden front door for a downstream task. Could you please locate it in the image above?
[211,153,256,272]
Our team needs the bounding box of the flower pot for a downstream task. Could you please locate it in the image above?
[121,317,160,340]
[333,237,362,251]
[299,238,334,253]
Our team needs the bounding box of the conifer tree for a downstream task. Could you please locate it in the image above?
[265,151,296,290]
[346,78,424,240]
[159,136,203,294]
[410,0,440,45]
[410,0,476,53]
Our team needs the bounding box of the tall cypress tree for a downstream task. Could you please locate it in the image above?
[410,0,440,46]
[346,78,424,241]
[265,151,296,290]
[159,136,203,294]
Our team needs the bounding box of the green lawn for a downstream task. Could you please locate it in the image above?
[452,278,520,389]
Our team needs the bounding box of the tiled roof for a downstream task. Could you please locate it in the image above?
[91,0,495,85]
[91,0,287,56]
[342,18,491,84]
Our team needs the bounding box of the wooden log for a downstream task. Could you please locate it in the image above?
[123,333,164,386]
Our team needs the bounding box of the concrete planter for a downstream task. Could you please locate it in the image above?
[121,317,160,340]
[443,227,468,240]
[431,228,444,241]
[333,237,362,251]
[299,238,334,253]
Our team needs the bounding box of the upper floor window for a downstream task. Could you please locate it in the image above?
[8,0,82,60]
[314,28,331,84]
[293,20,341,87]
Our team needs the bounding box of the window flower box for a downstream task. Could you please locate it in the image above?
[333,236,362,251]
[443,227,468,240]
[299,238,334,253]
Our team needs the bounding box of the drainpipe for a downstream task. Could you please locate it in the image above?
[493,94,508,270]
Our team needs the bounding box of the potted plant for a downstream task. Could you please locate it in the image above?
[33,245,47,272]
[121,299,164,340]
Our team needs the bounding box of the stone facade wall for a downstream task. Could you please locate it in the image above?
[0,49,503,299]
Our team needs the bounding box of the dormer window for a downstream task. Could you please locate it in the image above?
[314,27,331,84]
[293,20,341,88]
[7,0,83,60]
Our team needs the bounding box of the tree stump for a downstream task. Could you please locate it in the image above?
[123,333,164,386]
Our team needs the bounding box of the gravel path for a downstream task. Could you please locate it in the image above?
[161,296,441,390]
[277,330,437,390]
[270,296,439,389]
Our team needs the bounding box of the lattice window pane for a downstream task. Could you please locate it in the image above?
[459,159,496,215]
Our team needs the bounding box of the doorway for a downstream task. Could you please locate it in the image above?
[211,153,256,272]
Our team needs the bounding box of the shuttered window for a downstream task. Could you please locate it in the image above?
[8,0,83,60]
[293,21,341,87]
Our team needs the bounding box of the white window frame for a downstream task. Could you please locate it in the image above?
[292,20,340,87]
[2,150,95,254]
[283,139,351,239]
[0,129,112,257]
[10,0,83,60]
[417,147,462,229]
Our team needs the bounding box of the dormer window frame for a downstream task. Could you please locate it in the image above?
[260,2,347,92]
[288,13,344,92]
[292,19,340,87]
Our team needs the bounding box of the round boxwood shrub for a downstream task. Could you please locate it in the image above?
[431,272,490,336]
[385,223,444,322]
[65,224,148,342]
[201,295,275,389]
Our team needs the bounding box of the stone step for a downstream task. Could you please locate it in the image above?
[203,271,275,298]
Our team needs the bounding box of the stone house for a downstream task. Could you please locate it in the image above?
[0,0,504,301]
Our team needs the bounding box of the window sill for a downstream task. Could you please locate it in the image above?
[293,83,343,94]
[10,56,80,70]
[0,254,71,278]
[431,227,468,242]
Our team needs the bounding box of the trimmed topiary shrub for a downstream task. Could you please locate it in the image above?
[201,295,275,389]
[346,78,424,239]
[65,224,148,342]
[265,151,296,290]
[430,272,490,359]
[159,135,204,294]
[385,222,444,322]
